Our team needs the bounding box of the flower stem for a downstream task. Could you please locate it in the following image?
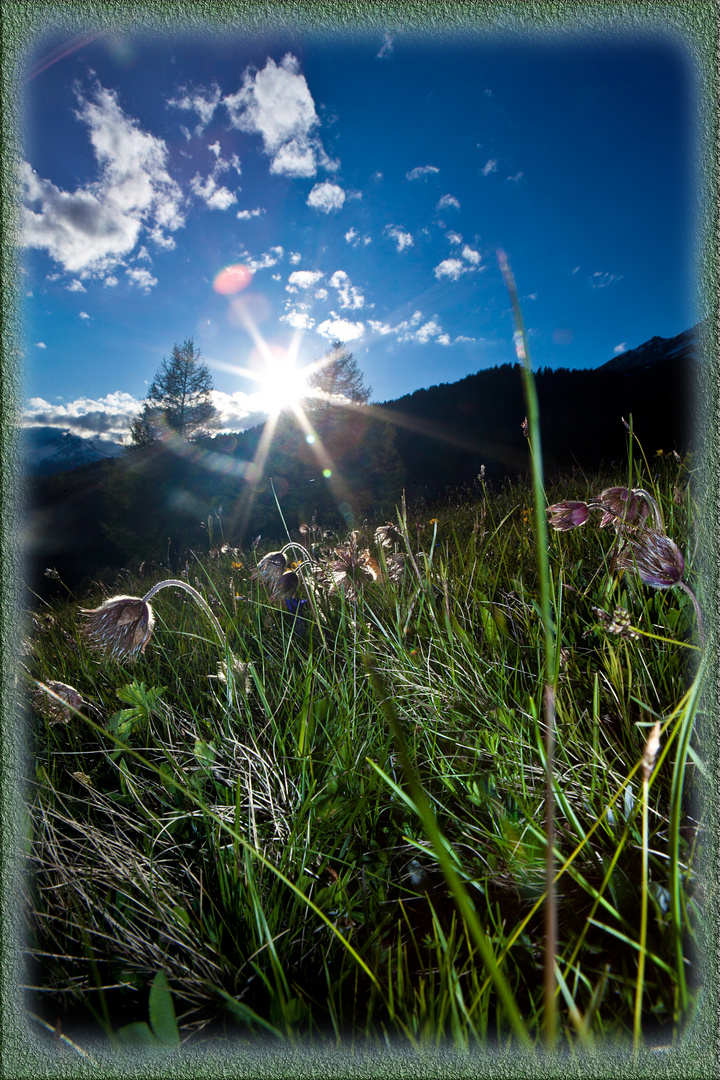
[141,579,227,650]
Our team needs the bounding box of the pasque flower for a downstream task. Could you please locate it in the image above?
[614,529,685,589]
[546,500,591,531]
[81,595,155,658]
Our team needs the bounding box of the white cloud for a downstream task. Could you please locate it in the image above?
[307,181,345,213]
[314,287,328,300]
[79,311,91,319]
[434,258,468,281]
[446,231,463,245]
[245,245,284,272]
[35,342,47,349]
[65,280,87,293]
[614,342,627,354]
[280,311,316,331]
[589,271,623,289]
[167,84,222,135]
[461,245,481,265]
[506,172,524,182]
[329,270,365,309]
[190,172,238,210]
[481,159,497,176]
[288,269,324,290]
[406,165,439,181]
[125,267,158,291]
[104,275,118,287]
[20,83,184,280]
[224,54,336,178]
[376,32,394,59]
[316,315,364,342]
[368,310,450,346]
[289,251,302,263]
[385,225,413,252]
[23,390,143,440]
[436,194,460,212]
[236,206,265,220]
[345,227,371,247]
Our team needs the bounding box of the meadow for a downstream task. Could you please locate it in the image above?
[20,437,711,1062]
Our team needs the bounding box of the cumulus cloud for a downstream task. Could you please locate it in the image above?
[35,342,47,349]
[244,245,284,272]
[434,258,468,282]
[224,54,337,178]
[79,311,91,319]
[329,270,365,309]
[23,390,143,441]
[65,280,87,293]
[446,231,462,245]
[20,83,184,281]
[236,206,265,220]
[481,159,497,176]
[614,342,627,354]
[280,311,316,331]
[436,194,460,212]
[589,271,623,289]
[345,227,371,247]
[307,181,345,213]
[125,267,158,292]
[167,84,222,136]
[190,172,237,210]
[368,310,450,346]
[287,269,324,290]
[461,245,481,265]
[506,172,524,182]
[385,225,413,252]
[316,315,364,342]
[376,32,394,59]
[406,165,439,181]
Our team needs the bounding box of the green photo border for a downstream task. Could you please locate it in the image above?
[2,2,717,1076]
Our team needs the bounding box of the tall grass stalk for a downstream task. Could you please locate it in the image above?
[498,249,558,1048]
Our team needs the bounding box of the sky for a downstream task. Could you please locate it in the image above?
[17,25,699,446]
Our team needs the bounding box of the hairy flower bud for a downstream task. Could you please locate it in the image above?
[81,595,155,659]
[546,500,591,531]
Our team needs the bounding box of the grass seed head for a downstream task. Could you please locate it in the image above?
[80,595,155,659]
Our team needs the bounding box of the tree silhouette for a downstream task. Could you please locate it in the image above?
[305,341,372,419]
[130,339,218,445]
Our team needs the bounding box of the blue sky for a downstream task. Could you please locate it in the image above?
[18,27,698,446]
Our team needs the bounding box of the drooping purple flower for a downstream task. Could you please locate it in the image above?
[546,500,591,531]
[598,486,657,530]
[614,529,685,589]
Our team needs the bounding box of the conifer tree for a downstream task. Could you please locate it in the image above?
[130,339,218,444]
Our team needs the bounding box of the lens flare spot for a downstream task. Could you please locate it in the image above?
[323,469,332,479]
[305,434,316,445]
[214,264,253,296]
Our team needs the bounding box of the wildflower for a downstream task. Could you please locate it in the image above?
[34,681,85,724]
[546,500,590,531]
[330,542,379,600]
[231,561,243,570]
[614,529,685,589]
[253,550,286,586]
[375,522,402,550]
[597,486,658,530]
[81,595,155,659]
[273,570,299,601]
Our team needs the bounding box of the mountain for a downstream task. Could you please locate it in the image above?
[598,326,699,374]
[21,427,124,476]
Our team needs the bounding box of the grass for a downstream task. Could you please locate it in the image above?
[17,435,712,1060]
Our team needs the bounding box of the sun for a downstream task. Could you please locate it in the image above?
[255,352,313,416]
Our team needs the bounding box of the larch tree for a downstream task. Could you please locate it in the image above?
[130,338,219,445]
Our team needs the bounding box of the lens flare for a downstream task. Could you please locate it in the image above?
[213,264,253,296]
